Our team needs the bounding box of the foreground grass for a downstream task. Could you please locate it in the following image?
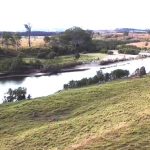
[0,76,150,149]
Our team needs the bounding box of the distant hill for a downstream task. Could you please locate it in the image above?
[0,31,61,37]
[94,28,149,33]
[115,28,147,33]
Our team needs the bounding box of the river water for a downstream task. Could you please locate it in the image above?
[0,57,150,103]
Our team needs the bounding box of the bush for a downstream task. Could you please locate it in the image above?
[0,59,12,72]
[111,69,129,80]
[9,54,25,73]
[107,50,114,55]
[74,53,80,59]
[100,49,108,53]
[47,51,56,59]
[37,52,48,59]
[139,66,146,76]
[3,87,27,103]
[133,66,146,77]
[118,45,140,55]
[29,59,42,69]
[119,49,140,55]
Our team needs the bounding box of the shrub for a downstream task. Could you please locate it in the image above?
[107,50,114,55]
[139,66,146,76]
[3,87,27,103]
[37,52,48,59]
[118,45,140,55]
[47,51,56,59]
[111,69,129,80]
[9,54,25,73]
[74,53,80,59]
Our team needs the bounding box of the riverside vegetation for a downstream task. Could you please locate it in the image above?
[3,66,146,103]
[0,27,143,75]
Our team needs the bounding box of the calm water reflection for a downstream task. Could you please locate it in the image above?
[0,58,150,103]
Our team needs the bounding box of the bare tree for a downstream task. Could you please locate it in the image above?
[24,23,31,47]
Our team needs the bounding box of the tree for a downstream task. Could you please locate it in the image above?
[13,87,26,101]
[133,67,146,77]
[139,66,146,76]
[96,70,104,81]
[24,23,32,47]
[60,27,93,52]
[4,88,14,102]
[111,69,129,80]
[3,87,27,103]
[2,32,13,48]
[12,33,22,50]
[43,36,50,46]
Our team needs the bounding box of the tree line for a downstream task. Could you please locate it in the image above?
[64,69,130,89]
[64,66,146,89]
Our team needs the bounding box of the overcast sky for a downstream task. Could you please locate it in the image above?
[0,0,150,31]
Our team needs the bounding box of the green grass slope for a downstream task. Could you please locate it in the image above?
[0,77,150,150]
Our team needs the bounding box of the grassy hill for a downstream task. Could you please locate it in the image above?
[0,76,150,150]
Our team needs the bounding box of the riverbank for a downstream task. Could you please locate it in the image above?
[0,51,149,80]
[1,56,150,103]
[2,51,142,79]
[0,53,107,79]
[0,68,89,79]
[100,50,150,65]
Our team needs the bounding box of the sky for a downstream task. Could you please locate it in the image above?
[0,0,150,31]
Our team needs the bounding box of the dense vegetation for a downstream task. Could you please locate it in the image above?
[93,39,138,53]
[0,26,144,75]
[3,87,31,103]
[0,76,150,149]
[64,69,129,89]
[118,45,141,55]
[0,53,106,74]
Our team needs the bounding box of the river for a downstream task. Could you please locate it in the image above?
[0,57,150,103]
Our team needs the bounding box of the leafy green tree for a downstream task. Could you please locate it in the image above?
[111,69,129,80]
[13,87,26,101]
[60,27,93,52]
[96,70,104,81]
[3,87,27,103]
[24,23,32,47]
[139,66,146,76]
